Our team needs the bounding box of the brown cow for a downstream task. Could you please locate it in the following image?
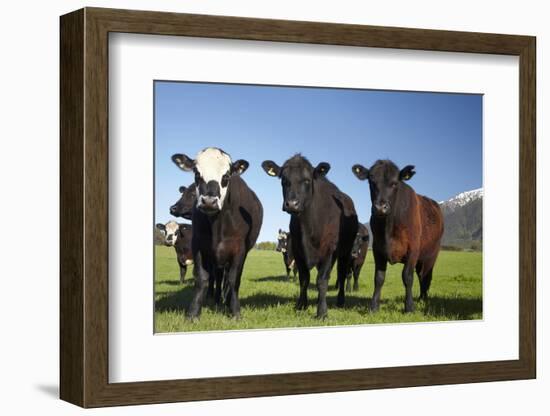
[352,160,444,313]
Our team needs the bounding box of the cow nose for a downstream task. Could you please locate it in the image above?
[374,202,390,215]
[169,205,177,214]
[284,199,300,211]
[201,195,217,204]
[199,195,219,211]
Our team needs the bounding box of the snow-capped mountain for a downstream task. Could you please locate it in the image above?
[440,188,483,213]
[439,188,483,248]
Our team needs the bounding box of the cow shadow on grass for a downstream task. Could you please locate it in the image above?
[155,284,195,313]
[421,295,483,320]
[156,280,192,286]
[254,275,294,283]
[240,292,295,308]
[240,292,367,310]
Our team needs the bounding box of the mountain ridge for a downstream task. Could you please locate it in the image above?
[439,188,483,249]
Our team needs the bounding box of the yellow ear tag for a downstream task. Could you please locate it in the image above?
[268,168,276,176]
[355,167,361,173]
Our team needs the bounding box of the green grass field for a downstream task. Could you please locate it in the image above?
[155,247,482,332]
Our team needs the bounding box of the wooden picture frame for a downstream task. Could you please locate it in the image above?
[60,7,536,408]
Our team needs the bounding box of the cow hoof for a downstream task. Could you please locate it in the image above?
[316,312,328,320]
[186,314,200,323]
[370,303,380,313]
[404,304,415,313]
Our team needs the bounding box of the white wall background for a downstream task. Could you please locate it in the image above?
[0,1,545,414]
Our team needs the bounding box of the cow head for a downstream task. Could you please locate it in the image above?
[351,229,369,258]
[156,221,180,247]
[276,229,289,252]
[169,183,196,220]
[262,154,330,214]
[171,147,249,216]
[352,160,415,217]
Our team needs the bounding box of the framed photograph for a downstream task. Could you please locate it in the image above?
[60,7,536,408]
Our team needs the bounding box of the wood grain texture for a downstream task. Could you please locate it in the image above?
[59,7,537,408]
[59,8,84,407]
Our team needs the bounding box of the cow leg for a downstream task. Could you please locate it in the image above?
[316,257,336,318]
[402,261,416,313]
[419,266,434,300]
[337,255,350,306]
[371,254,387,312]
[353,264,361,292]
[214,267,223,306]
[187,252,209,320]
[179,264,187,284]
[345,268,352,293]
[206,265,215,299]
[331,253,340,290]
[296,264,310,310]
[224,259,244,319]
[235,255,246,295]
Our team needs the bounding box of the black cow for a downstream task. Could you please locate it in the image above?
[172,147,263,319]
[276,229,297,280]
[262,155,358,319]
[170,183,196,220]
[348,223,369,292]
[156,221,194,283]
[352,160,444,312]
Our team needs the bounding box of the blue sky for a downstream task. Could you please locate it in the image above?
[155,81,482,243]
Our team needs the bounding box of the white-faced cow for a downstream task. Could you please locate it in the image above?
[262,155,358,319]
[172,147,263,319]
[276,229,297,280]
[156,221,194,284]
[352,160,444,312]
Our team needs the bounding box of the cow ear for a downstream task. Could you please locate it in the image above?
[179,186,186,193]
[352,164,369,180]
[156,223,166,232]
[231,159,249,175]
[171,154,195,171]
[261,160,281,177]
[314,162,330,178]
[399,165,416,181]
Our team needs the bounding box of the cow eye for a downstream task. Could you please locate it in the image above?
[303,179,311,185]
[221,174,229,187]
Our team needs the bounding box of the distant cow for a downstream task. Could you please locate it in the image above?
[352,160,444,312]
[262,155,358,319]
[170,183,196,220]
[336,223,369,292]
[276,229,297,280]
[172,147,263,319]
[156,221,194,284]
